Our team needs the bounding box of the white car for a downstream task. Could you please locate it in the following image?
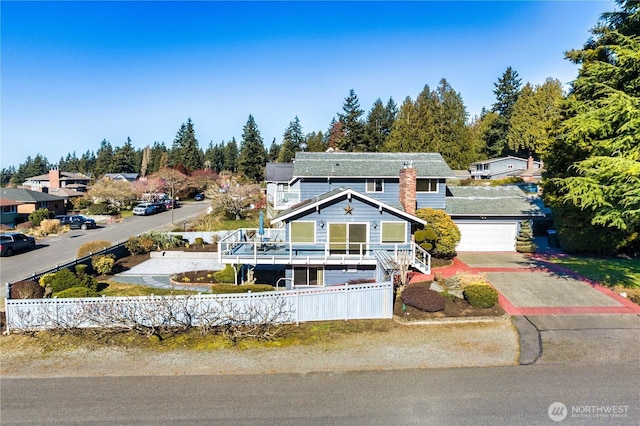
[133,203,156,216]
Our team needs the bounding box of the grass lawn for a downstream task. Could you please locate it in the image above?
[549,256,640,288]
[218,218,258,230]
[98,281,201,296]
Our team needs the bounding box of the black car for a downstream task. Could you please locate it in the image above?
[54,215,97,230]
[0,232,36,256]
[152,202,167,213]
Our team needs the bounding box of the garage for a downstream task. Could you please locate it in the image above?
[454,221,518,252]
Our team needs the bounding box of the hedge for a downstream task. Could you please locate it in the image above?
[463,284,499,308]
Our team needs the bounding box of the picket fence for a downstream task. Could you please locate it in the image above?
[4,282,394,333]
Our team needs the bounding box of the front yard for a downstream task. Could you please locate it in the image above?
[547,256,640,288]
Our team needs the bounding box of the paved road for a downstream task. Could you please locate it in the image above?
[2,364,638,425]
[0,201,210,292]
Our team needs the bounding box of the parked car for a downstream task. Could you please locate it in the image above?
[133,203,156,216]
[54,215,97,230]
[163,199,180,209]
[0,232,36,256]
[194,193,205,201]
[152,202,167,213]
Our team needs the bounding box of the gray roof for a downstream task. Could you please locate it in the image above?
[265,163,294,182]
[25,171,91,181]
[445,186,547,217]
[103,173,139,182]
[292,152,455,178]
[1,188,66,203]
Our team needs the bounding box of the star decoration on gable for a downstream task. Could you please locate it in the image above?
[344,205,353,215]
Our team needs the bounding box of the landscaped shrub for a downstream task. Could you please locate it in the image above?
[401,285,446,312]
[194,237,204,245]
[415,208,461,259]
[210,284,274,294]
[28,208,51,227]
[516,220,536,253]
[38,218,62,236]
[91,254,115,275]
[55,286,100,298]
[46,268,98,294]
[86,202,117,215]
[214,264,238,283]
[10,280,45,299]
[77,240,111,258]
[463,284,499,308]
[125,235,155,255]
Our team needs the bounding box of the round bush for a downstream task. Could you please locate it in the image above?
[77,240,112,258]
[463,284,499,308]
[10,280,45,299]
[401,285,446,312]
[55,286,99,298]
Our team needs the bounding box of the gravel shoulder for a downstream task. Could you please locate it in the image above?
[0,317,519,378]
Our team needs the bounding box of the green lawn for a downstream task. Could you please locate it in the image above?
[549,256,640,288]
[218,218,258,230]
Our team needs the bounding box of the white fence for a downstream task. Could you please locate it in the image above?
[4,282,394,333]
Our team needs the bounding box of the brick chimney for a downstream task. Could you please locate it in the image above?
[49,168,61,189]
[399,162,417,216]
[527,155,534,170]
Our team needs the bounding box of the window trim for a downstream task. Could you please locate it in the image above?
[290,221,316,243]
[380,221,407,244]
[365,178,384,193]
[416,178,439,193]
[293,266,324,286]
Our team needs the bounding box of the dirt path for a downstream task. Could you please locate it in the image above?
[1,318,518,377]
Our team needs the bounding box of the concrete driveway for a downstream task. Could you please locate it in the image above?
[456,250,640,365]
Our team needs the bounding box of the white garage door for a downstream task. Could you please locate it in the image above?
[455,222,518,252]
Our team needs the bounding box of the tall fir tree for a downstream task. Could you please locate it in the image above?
[306,131,325,152]
[268,138,281,162]
[484,67,522,157]
[277,116,304,162]
[337,89,366,151]
[94,139,114,178]
[223,138,239,172]
[238,115,266,182]
[111,137,138,173]
[365,98,396,152]
[171,118,202,172]
[544,0,640,255]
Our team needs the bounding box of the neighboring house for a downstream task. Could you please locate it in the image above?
[102,173,139,182]
[265,163,296,217]
[468,156,543,181]
[23,169,91,192]
[0,188,67,219]
[219,187,430,289]
[445,186,547,251]
[0,199,21,227]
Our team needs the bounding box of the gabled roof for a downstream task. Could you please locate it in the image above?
[0,188,66,203]
[24,171,91,182]
[0,198,21,207]
[103,173,139,182]
[272,187,427,225]
[292,152,455,179]
[470,156,540,166]
[445,186,547,217]
[265,163,294,182]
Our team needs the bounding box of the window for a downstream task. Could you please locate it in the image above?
[2,206,16,213]
[507,164,514,169]
[277,183,290,192]
[416,179,438,192]
[329,223,367,255]
[381,222,406,243]
[293,267,323,286]
[290,221,315,243]
[366,179,384,193]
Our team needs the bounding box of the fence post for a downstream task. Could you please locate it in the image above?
[344,284,349,321]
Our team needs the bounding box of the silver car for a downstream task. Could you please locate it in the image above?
[133,203,156,216]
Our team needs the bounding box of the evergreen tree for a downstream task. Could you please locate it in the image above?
[1,166,16,187]
[149,142,168,174]
[277,116,304,162]
[223,138,239,172]
[10,154,50,186]
[171,118,203,172]
[205,142,225,173]
[268,138,281,162]
[484,67,522,157]
[238,115,266,182]
[111,137,138,173]
[384,96,422,152]
[365,98,395,152]
[306,131,325,152]
[544,0,640,255]
[508,78,564,156]
[337,89,366,151]
[94,139,114,178]
[78,150,95,176]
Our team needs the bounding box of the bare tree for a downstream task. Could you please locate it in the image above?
[205,183,261,220]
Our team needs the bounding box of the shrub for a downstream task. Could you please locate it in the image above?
[39,218,62,236]
[194,237,204,245]
[77,240,111,258]
[463,284,499,308]
[28,208,51,227]
[125,235,155,255]
[456,272,490,288]
[211,284,274,294]
[92,254,115,275]
[415,208,461,259]
[46,268,98,293]
[55,286,99,298]
[86,203,117,215]
[401,285,446,312]
[10,280,45,299]
[213,264,238,283]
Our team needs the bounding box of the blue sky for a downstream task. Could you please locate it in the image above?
[1,1,613,169]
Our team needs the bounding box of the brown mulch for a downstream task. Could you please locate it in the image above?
[172,270,218,285]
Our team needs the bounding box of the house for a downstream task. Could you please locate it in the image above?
[0,199,21,227]
[102,173,139,182]
[445,186,547,251]
[469,156,543,181]
[23,169,91,192]
[0,188,67,220]
[265,163,296,217]
[219,187,430,288]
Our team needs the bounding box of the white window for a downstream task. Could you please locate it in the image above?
[416,179,438,193]
[277,183,290,192]
[366,179,384,193]
[381,222,406,243]
[293,267,323,286]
